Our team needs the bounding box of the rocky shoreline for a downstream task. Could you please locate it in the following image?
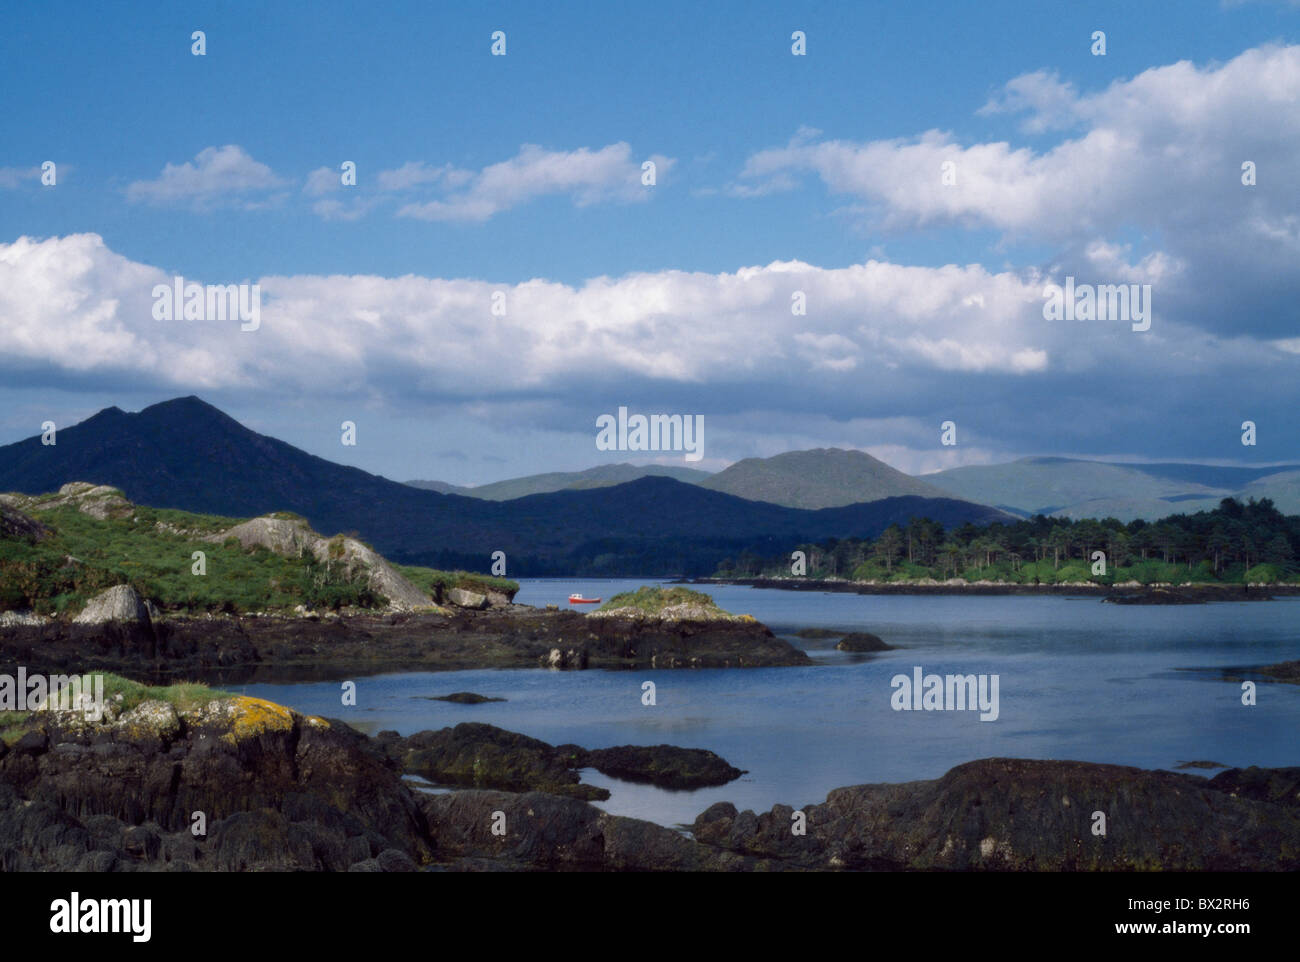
[694,576,1294,603]
[0,604,810,683]
[3,696,1296,871]
[377,722,747,799]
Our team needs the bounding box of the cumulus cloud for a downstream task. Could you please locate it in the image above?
[0,232,1279,393]
[0,166,42,189]
[377,161,471,191]
[3,232,1297,469]
[738,45,1300,338]
[397,143,675,222]
[303,166,340,197]
[126,145,287,210]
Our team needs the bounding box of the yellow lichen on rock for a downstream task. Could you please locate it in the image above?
[223,695,296,742]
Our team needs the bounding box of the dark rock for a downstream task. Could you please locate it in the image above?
[13,730,48,756]
[122,824,162,860]
[1105,589,1204,605]
[376,847,419,872]
[1254,660,1300,684]
[690,757,1300,870]
[835,632,894,652]
[0,504,48,542]
[581,744,746,789]
[420,789,736,871]
[382,723,607,801]
[1206,766,1300,807]
[425,692,506,704]
[0,606,808,681]
[792,628,842,639]
[0,697,431,871]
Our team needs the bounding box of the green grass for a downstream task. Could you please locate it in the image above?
[97,672,229,714]
[597,585,729,614]
[1,499,514,616]
[395,565,518,599]
[0,672,231,743]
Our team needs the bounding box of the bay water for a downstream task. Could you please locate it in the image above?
[237,579,1300,827]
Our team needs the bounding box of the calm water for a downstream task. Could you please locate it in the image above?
[238,579,1300,827]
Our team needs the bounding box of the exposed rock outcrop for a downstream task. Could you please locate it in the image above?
[72,585,152,626]
[1249,660,1300,684]
[419,789,749,871]
[3,483,133,520]
[690,758,1300,870]
[376,723,606,801]
[835,631,894,652]
[0,695,430,871]
[426,692,506,704]
[446,587,488,609]
[1206,765,1300,807]
[578,745,746,790]
[4,700,1300,872]
[1,606,811,679]
[0,504,48,542]
[377,723,747,797]
[211,516,433,611]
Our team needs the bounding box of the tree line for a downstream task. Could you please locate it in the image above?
[715,497,1300,584]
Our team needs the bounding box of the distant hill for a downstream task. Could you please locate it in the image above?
[1237,469,1300,514]
[922,456,1300,521]
[406,463,712,501]
[405,479,468,496]
[699,448,954,509]
[0,398,1006,576]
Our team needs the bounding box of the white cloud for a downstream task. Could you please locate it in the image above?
[977,70,1082,132]
[742,47,1300,243]
[303,166,340,197]
[397,143,675,222]
[377,161,468,191]
[127,145,287,210]
[5,232,1297,472]
[2,232,1276,403]
[737,45,1300,341]
[0,167,41,189]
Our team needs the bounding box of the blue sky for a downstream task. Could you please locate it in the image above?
[3,0,1299,484]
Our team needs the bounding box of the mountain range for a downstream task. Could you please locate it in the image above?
[921,457,1300,520]
[0,398,1005,576]
[405,451,1300,522]
[407,463,711,500]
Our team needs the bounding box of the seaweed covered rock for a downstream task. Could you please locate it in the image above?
[1206,766,1300,807]
[690,758,1300,871]
[835,631,894,652]
[0,693,430,871]
[376,723,607,801]
[579,744,746,789]
[378,724,750,797]
[419,790,751,871]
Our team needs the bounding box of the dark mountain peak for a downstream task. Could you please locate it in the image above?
[0,399,1006,575]
[137,396,254,436]
[79,404,126,424]
[141,395,228,419]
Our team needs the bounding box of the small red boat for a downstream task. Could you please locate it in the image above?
[568,593,601,604]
